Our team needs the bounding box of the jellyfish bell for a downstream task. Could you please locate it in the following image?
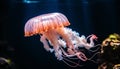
[24,12,70,37]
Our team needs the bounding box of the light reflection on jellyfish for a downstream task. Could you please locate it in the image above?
[24,12,99,67]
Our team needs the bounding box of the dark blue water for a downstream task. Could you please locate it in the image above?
[1,0,120,69]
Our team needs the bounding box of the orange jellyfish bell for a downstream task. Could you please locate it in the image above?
[24,12,70,37]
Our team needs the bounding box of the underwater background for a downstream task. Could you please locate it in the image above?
[1,0,120,69]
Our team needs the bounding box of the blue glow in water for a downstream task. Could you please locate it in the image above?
[23,0,39,3]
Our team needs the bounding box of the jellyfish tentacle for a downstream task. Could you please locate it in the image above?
[60,46,88,61]
[76,52,88,61]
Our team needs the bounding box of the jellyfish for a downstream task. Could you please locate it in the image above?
[24,12,101,65]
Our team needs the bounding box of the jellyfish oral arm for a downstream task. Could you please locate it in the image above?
[58,39,66,48]
[42,30,65,60]
[40,35,54,52]
[56,27,74,49]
